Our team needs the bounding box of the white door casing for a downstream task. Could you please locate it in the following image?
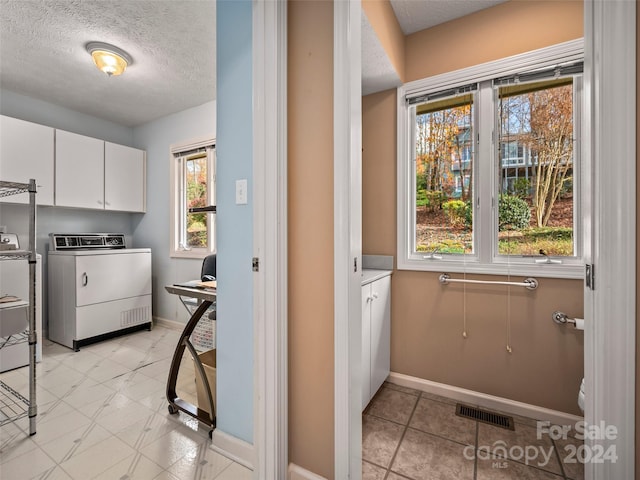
[583,1,636,479]
[252,0,288,478]
[334,0,363,478]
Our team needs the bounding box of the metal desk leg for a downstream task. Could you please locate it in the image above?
[166,300,216,435]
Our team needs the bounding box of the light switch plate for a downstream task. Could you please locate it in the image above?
[236,179,248,205]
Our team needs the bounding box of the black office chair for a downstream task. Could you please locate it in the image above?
[200,254,216,320]
[180,254,217,352]
[201,254,217,282]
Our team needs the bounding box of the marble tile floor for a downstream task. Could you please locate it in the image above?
[363,383,584,480]
[0,325,251,480]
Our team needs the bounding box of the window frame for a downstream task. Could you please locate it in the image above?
[397,39,585,279]
[170,136,216,259]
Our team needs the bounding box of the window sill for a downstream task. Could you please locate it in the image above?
[397,257,584,280]
[170,249,212,260]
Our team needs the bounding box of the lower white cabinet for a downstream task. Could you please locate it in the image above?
[362,272,391,410]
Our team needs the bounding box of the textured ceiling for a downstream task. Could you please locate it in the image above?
[390,0,508,35]
[0,0,216,127]
[362,0,509,95]
[361,12,401,96]
[1,0,507,126]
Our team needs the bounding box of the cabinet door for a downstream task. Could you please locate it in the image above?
[362,284,372,410]
[75,252,151,306]
[0,116,54,205]
[370,275,391,398]
[104,142,145,212]
[55,130,104,209]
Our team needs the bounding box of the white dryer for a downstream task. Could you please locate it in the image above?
[48,233,152,351]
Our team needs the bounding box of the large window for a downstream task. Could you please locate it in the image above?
[398,41,585,278]
[171,140,216,258]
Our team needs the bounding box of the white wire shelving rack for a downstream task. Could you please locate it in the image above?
[0,179,37,435]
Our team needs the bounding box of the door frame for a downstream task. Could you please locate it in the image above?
[583,1,636,479]
[253,0,288,478]
[334,0,363,478]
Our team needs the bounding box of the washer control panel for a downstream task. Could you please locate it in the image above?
[50,233,126,251]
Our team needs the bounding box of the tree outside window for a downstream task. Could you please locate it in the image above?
[186,155,209,248]
[498,79,575,256]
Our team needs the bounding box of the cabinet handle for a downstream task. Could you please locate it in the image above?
[82,272,88,286]
[105,201,111,206]
[372,292,379,299]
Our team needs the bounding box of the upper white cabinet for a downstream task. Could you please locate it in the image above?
[0,115,54,205]
[55,131,146,212]
[1,117,145,213]
[55,130,104,209]
[105,142,145,212]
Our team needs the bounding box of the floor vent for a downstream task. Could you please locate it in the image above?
[455,404,515,430]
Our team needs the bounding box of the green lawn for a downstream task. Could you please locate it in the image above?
[417,227,573,256]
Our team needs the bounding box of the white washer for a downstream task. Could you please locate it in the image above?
[48,234,152,351]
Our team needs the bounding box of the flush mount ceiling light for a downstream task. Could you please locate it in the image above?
[86,42,133,77]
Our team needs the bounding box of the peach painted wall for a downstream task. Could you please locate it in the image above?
[405,0,584,82]
[288,1,335,478]
[362,1,586,415]
[361,0,405,82]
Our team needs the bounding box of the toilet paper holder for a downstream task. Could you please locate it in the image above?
[552,311,584,330]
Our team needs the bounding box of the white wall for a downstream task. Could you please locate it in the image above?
[132,101,217,324]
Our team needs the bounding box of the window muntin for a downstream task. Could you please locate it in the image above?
[171,144,216,258]
[398,44,585,278]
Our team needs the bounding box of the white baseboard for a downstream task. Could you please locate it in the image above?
[388,372,583,427]
[211,429,255,471]
[288,464,328,480]
[153,316,184,331]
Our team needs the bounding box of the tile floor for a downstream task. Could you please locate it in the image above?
[363,383,584,480]
[0,325,251,480]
